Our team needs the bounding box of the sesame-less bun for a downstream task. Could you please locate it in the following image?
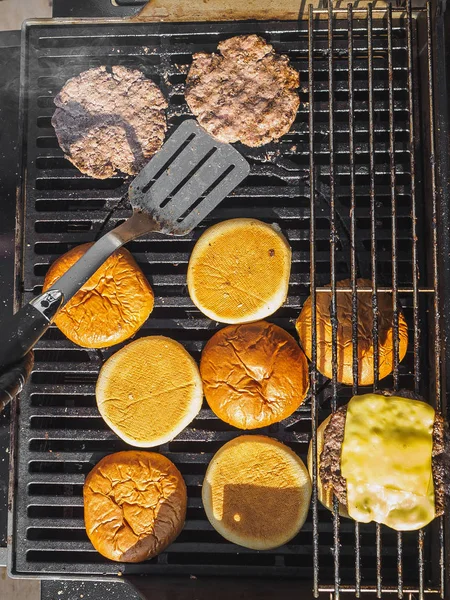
[96,336,203,447]
[202,436,312,550]
[295,278,408,386]
[200,321,309,429]
[43,243,154,348]
[84,451,186,562]
[187,219,291,324]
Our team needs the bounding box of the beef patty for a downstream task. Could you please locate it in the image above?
[320,399,448,516]
[185,35,300,147]
[52,66,167,179]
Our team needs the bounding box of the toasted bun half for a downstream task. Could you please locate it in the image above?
[96,336,203,447]
[43,243,154,348]
[200,321,309,429]
[187,219,291,324]
[84,451,186,562]
[202,435,312,550]
[296,278,408,386]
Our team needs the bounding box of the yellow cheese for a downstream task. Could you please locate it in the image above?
[341,394,435,531]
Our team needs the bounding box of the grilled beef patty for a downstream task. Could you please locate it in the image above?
[432,412,448,516]
[52,66,167,179]
[319,405,348,506]
[320,400,448,516]
[185,35,299,147]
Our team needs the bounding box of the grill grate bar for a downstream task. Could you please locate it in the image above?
[406,0,421,400]
[327,3,340,598]
[419,529,425,600]
[368,6,382,598]
[388,4,400,394]
[426,2,446,597]
[440,519,445,599]
[348,5,361,596]
[308,6,319,598]
[397,531,403,600]
[415,4,427,597]
[427,0,442,438]
[317,585,443,595]
[388,7,403,597]
[376,524,383,598]
[367,5,379,391]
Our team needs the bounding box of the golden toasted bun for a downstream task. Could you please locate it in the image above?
[200,321,309,429]
[202,435,312,550]
[307,416,349,517]
[296,278,408,386]
[84,451,186,562]
[96,336,203,447]
[187,219,291,324]
[43,242,154,348]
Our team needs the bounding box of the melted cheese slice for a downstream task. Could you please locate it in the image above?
[341,394,435,531]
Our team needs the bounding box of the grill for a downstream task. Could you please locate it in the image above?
[9,1,449,597]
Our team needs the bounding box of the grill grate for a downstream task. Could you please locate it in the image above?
[10,2,447,597]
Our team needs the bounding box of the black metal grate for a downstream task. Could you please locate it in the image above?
[10,3,446,597]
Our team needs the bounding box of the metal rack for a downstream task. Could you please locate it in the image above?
[9,2,447,597]
[308,2,444,597]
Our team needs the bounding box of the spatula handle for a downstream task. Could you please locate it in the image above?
[0,290,63,370]
[0,351,34,412]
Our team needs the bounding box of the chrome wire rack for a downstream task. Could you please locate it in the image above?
[10,2,448,598]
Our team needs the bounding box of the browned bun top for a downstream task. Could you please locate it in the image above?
[84,451,187,563]
[43,243,154,348]
[295,278,408,386]
[200,321,310,429]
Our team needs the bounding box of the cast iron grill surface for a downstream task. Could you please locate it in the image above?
[11,3,446,597]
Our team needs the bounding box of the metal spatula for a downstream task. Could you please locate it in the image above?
[0,120,249,369]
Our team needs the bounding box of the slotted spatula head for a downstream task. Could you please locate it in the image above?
[128,119,250,235]
[0,121,250,373]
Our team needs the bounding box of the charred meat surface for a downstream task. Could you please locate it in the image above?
[319,405,348,506]
[432,413,448,516]
[185,35,300,147]
[52,66,167,179]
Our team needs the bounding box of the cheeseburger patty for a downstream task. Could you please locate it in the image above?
[185,35,300,147]
[319,401,448,516]
[52,66,167,178]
